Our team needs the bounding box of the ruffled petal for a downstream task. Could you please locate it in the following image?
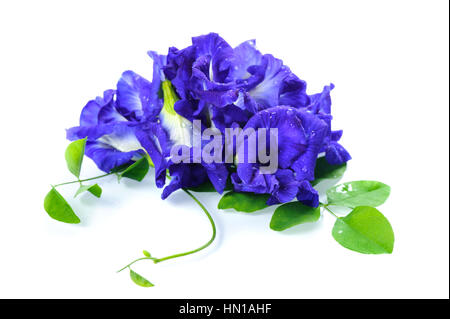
[84,141,141,173]
[162,163,208,199]
[116,71,161,121]
[67,122,144,172]
[296,180,319,207]
[247,54,291,108]
[231,172,277,194]
[79,90,116,126]
[191,33,234,83]
[173,99,208,123]
[325,141,352,165]
[210,104,249,132]
[229,39,263,81]
[306,84,351,164]
[97,100,128,124]
[203,162,229,194]
[240,106,308,169]
[308,84,334,114]
[135,122,172,188]
[267,169,300,205]
[291,109,329,181]
[279,72,310,108]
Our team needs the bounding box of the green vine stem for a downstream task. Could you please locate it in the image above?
[321,203,339,218]
[52,172,115,188]
[117,188,217,273]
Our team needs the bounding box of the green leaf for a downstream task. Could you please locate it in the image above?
[74,184,102,198]
[332,206,394,254]
[270,202,321,231]
[129,269,154,287]
[119,157,149,182]
[188,179,232,193]
[87,184,102,197]
[65,138,87,178]
[218,191,270,213]
[327,180,391,208]
[188,181,217,192]
[109,163,132,174]
[44,187,80,224]
[312,157,347,186]
[142,250,151,257]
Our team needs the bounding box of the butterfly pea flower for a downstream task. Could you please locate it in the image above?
[163,33,310,132]
[231,106,328,207]
[116,52,229,197]
[307,84,351,165]
[230,40,310,112]
[66,88,148,173]
[66,33,350,205]
[163,33,241,130]
[65,52,168,176]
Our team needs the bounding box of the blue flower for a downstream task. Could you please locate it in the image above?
[112,52,230,198]
[231,106,328,207]
[307,84,351,165]
[67,55,166,175]
[66,89,147,172]
[67,33,351,205]
[163,33,310,131]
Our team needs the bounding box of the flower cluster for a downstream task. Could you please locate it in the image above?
[67,33,351,208]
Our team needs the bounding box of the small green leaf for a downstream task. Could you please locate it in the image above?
[65,138,87,178]
[119,157,149,182]
[87,184,102,197]
[143,250,151,257]
[129,269,154,287]
[332,206,394,254]
[44,187,80,224]
[270,202,320,231]
[327,180,391,208]
[218,191,270,213]
[312,157,347,186]
[74,184,102,198]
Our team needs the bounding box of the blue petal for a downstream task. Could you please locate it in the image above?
[85,140,141,173]
[247,54,291,108]
[267,169,300,205]
[162,163,208,199]
[291,109,328,181]
[325,141,352,165]
[67,122,144,172]
[242,106,308,169]
[231,172,277,194]
[203,162,229,194]
[308,84,335,114]
[210,104,249,132]
[331,130,343,142]
[229,39,263,81]
[164,45,197,100]
[79,90,116,126]
[191,33,234,83]
[296,180,319,207]
[173,99,208,123]
[116,71,161,121]
[97,100,128,124]
[135,122,172,188]
[307,84,351,164]
[279,72,310,108]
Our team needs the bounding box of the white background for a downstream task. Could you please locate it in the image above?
[0,0,448,299]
